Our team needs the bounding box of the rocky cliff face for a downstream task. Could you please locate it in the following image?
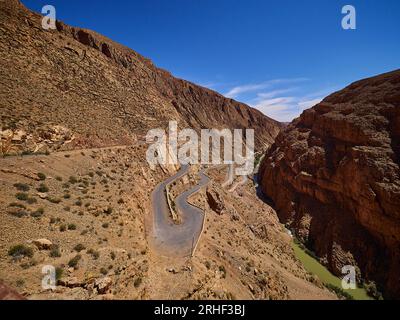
[0,0,281,154]
[259,70,400,298]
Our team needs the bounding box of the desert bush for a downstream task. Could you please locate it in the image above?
[87,248,100,260]
[47,196,62,204]
[37,172,46,181]
[134,276,143,288]
[30,208,44,218]
[68,255,81,268]
[74,243,85,252]
[37,183,49,193]
[68,223,77,230]
[50,245,61,258]
[9,202,26,209]
[8,244,33,258]
[15,192,29,201]
[14,183,30,192]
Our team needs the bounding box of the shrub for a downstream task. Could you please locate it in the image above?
[37,172,47,181]
[56,176,63,182]
[15,192,28,201]
[110,251,116,260]
[8,244,33,258]
[63,193,71,199]
[9,209,28,218]
[68,255,81,268]
[14,183,30,192]
[37,183,49,193]
[87,249,100,260]
[75,200,82,206]
[365,281,383,300]
[55,267,63,281]
[59,224,67,232]
[68,223,77,230]
[324,284,354,300]
[9,202,26,209]
[47,197,62,204]
[50,245,61,258]
[100,267,108,275]
[134,276,143,288]
[26,197,37,204]
[74,243,85,252]
[30,208,44,218]
[102,223,109,229]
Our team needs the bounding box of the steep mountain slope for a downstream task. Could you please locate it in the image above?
[259,70,400,298]
[0,0,281,155]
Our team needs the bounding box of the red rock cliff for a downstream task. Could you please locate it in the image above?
[259,70,400,298]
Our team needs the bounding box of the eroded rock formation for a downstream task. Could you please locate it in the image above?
[0,0,281,154]
[259,70,400,298]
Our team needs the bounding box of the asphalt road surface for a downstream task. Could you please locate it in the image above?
[151,165,210,257]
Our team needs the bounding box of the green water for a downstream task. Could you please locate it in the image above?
[292,242,372,300]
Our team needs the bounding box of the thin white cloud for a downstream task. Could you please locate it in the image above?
[224,78,308,99]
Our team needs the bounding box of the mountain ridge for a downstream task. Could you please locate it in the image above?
[0,0,281,155]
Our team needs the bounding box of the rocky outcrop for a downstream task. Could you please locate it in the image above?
[206,184,225,214]
[0,0,281,155]
[259,70,400,299]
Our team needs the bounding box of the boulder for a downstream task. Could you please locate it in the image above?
[32,239,53,250]
[94,277,112,295]
[206,185,225,214]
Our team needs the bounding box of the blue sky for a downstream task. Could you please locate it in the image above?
[22,0,399,122]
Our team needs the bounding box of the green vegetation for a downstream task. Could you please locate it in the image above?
[75,200,82,206]
[74,243,85,252]
[50,245,61,258]
[37,183,49,193]
[8,244,33,258]
[37,172,46,181]
[292,241,372,300]
[134,276,143,288]
[14,183,30,192]
[26,196,37,204]
[364,281,383,300]
[15,192,29,201]
[100,267,108,275]
[47,196,62,204]
[30,208,44,218]
[55,267,64,281]
[68,255,81,268]
[9,202,26,209]
[68,223,77,230]
[87,249,100,260]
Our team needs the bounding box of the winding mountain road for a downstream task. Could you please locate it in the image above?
[150,165,210,257]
